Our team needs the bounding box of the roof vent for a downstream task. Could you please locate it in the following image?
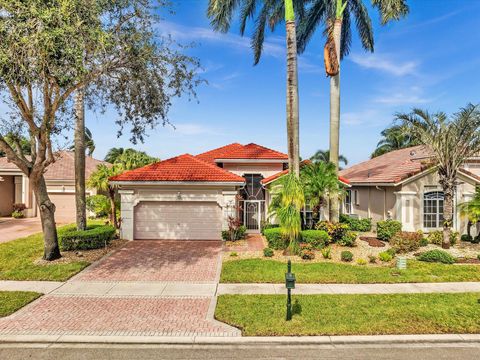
[410,150,416,156]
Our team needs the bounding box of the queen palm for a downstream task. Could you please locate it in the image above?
[310,149,348,168]
[207,0,301,176]
[458,188,480,238]
[295,0,409,222]
[371,124,420,158]
[397,104,480,249]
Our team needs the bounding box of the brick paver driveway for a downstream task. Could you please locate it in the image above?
[74,240,222,282]
[0,239,239,337]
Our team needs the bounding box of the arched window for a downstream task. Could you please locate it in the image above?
[423,191,444,228]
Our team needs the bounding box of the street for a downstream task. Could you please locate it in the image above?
[1,343,479,360]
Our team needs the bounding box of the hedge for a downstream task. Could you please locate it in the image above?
[263,227,286,250]
[376,220,402,241]
[301,230,330,249]
[339,214,372,232]
[59,225,116,251]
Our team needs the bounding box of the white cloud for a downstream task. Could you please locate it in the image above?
[170,122,223,136]
[349,53,418,76]
[373,87,433,105]
[342,109,380,126]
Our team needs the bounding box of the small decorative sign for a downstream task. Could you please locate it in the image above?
[397,256,407,270]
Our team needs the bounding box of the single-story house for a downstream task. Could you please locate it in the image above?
[0,151,105,221]
[339,145,480,235]
[111,143,350,241]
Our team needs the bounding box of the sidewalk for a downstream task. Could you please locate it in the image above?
[2,280,480,296]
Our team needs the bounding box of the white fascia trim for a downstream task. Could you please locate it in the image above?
[395,166,437,186]
[457,170,480,184]
[0,169,23,176]
[345,182,396,187]
[110,181,245,186]
[215,159,287,164]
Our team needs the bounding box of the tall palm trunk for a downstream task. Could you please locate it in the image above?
[74,87,87,231]
[108,187,118,229]
[285,0,300,177]
[442,184,454,249]
[328,18,342,223]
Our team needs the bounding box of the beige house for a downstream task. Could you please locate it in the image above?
[339,146,480,235]
[0,151,105,221]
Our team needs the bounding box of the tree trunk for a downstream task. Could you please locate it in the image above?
[33,174,61,260]
[442,186,454,249]
[329,18,342,223]
[74,86,87,231]
[109,188,118,229]
[286,19,300,177]
[467,221,472,237]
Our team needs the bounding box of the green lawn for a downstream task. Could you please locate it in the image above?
[0,291,42,317]
[221,259,480,284]
[0,223,95,281]
[216,293,480,336]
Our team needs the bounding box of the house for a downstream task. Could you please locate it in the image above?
[0,151,105,221]
[339,146,480,235]
[111,143,350,241]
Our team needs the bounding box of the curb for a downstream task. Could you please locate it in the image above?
[0,334,479,345]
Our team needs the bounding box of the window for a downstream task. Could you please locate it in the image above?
[344,190,353,214]
[423,191,444,228]
[240,174,265,200]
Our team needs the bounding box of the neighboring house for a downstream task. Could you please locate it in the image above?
[339,146,480,235]
[0,151,105,221]
[111,143,350,241]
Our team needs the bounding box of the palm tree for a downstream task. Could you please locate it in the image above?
[104,147,126,164]
[87,164,122,229]
[397,104,480,249]
[458,187,480,238]
[301,161,342,221]
[268,172,305,254]
[114,149,159,170]
[310,149,348,168]
[207,0,301,175]
[295,0,409,222]
[84,128,95,156]
[371,124,420,158]
[74,88,87,231]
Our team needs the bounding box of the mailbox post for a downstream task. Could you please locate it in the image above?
[285,260,296,321]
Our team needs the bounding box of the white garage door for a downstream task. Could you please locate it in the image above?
[48,193,76,222]
[134,201,222,240]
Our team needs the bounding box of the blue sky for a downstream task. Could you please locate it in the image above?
[85,0,480,165]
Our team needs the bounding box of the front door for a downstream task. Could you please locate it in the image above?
[244,200,261,232]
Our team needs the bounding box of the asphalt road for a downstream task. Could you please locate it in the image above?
[1,343,480,360]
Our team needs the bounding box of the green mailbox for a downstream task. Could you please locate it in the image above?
[285,260,295,320]
[285,270,296,289]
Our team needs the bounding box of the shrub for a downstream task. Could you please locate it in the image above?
[461,234,473,242]
[59,225,116,251]
[386,248,397,256]
[11,210,24,219]
[356,258,367,266]
[230,252,238,257]
[339,214,372,232]
[261,221,279,235]
[368,255,377,264]
[341,250,353,262]
[450,231,459,246]
[299,244,315,260]
[316,221,349,243]
[376,220,402,241]
[478,254,480,261]
[321,247,332,259]
[86,195,110,218]
[263,247,274,257]
[426,231,443,245]
[390,231,422,253]
[301,230,330,249]
[338,230,357,247]
[473,235,480,244]
[379,251,393,262]
[264,227,287,250]
[221,217,247,241]
[417,249,456,264]
[420,238,429,247]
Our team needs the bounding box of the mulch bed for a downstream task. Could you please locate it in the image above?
[359,236,386,248]
[455,258,480,264]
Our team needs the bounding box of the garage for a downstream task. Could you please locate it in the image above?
[48,193,77,222]
[134,201,222,240]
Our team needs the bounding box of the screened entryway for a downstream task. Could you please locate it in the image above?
[238,174,265,232]
[423,191,444,229]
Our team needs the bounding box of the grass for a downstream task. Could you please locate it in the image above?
[0,222,104,281]
[221,258,480,284]
[215,293,480,336]
[0,291,42,317]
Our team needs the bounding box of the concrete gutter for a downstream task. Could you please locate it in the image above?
[0,334,479,345]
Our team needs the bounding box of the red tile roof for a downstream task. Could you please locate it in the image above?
[0,151,106,180]
[109,154,245,183]
[339,146,434,185]
[196,143,288,162]
[261,160,351,186]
